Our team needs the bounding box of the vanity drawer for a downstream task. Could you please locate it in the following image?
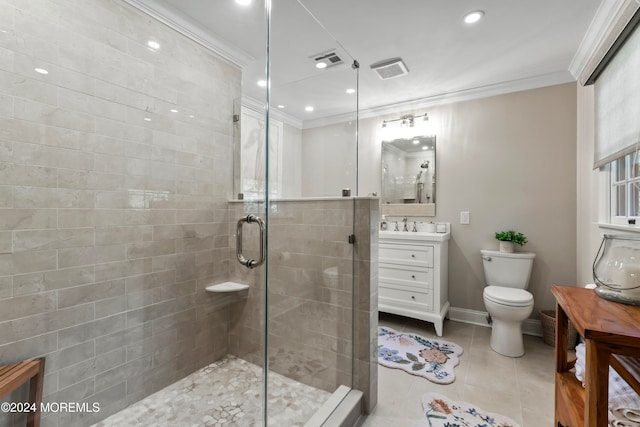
[379,265,433,288]
[379,285,433,310]
[379,243,433,267]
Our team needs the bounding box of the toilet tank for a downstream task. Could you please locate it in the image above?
[481,249,536,289]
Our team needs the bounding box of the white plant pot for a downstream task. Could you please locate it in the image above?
[499,241,514,253]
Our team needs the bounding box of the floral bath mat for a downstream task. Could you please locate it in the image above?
[377,326,463,384]
[415,392,521,427]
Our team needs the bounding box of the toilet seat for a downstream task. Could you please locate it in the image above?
[484,286,533,307]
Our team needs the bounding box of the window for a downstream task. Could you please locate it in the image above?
[610,152,640,222]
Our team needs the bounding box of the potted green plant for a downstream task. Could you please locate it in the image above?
[495,230,528,253]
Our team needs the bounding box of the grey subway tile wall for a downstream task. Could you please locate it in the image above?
[0,1,377,426]
[0,0,239,425]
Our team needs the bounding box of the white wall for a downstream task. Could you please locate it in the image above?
[301,120,358,197]
[282,122,302,197]
[576,84,604,286]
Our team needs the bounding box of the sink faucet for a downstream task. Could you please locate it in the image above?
[402,217,408,232]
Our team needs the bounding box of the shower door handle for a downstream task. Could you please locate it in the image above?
[236,214,265,269]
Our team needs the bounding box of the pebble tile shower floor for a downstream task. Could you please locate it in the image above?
[90,356,330,426]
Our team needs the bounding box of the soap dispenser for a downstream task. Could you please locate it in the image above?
[380,215,388,230]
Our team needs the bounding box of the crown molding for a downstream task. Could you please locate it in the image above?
[122,0,254,69]
[241,96,304,129]
[570,0,640,85]
[302,71,573,129]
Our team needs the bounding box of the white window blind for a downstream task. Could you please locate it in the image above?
[594,17,640,169]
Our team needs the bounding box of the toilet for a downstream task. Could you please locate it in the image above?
[481,249,536,357]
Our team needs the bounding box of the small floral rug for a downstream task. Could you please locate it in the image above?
[414,393,521,427]
[377,326,463,384]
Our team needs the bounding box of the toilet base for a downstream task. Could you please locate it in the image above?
[489,319,525,357]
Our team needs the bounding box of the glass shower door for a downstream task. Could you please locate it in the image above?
[231,0,360,424]
[266,0,360,425]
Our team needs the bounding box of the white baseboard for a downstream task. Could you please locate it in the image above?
[447,307,543,337]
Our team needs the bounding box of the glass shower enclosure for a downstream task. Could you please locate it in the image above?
[0,0,368,426]
[230,0,362,424]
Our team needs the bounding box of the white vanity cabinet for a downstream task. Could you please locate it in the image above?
[378,230,450,336]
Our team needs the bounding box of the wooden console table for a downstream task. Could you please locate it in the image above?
[552,285,640,427]
[0,358,45,427]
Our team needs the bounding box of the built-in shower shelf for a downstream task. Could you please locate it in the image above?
[205,281,249,293]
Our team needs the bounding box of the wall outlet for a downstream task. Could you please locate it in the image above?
[460,211,470,225]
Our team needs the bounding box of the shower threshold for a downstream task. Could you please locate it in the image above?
[90,355,330,426]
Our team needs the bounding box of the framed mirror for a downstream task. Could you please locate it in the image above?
[381,135,436,216]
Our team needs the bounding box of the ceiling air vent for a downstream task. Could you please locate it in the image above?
[311,50,344,69]
[370,58,409,80]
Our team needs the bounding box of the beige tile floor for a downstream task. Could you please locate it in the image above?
[361,313,556,427]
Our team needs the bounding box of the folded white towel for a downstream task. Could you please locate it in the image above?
[611,418,640,427]
[575,342,586,385]
[575,343,640,426]
[623,408,640,422]
[612,406,640,423]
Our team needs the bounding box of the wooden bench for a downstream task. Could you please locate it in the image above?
[0,358,46,427]
[552,286,640,427]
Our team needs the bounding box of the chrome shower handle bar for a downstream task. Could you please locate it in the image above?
[236,214,265,269]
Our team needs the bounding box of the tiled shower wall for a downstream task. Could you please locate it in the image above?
[0,0,240,426]
[228,199,377,411]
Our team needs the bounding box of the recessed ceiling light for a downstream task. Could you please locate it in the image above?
[235,0,251,5]
[346,88,356,94]
[147,40,160,50]
[257,80,267,87]
[422,146,428,150]
[413,139,420,145]
[34,68,48,75]
[277,105,285,109]
[144,117,152,122]
[305,106,314,112]
[464,10,484,24]
[170,108,178,113]
[315,62,327,69]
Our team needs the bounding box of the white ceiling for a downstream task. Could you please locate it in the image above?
[130,0,606,126]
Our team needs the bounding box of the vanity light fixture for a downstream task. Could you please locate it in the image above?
[463,10,484,24]
[381,113,428,128]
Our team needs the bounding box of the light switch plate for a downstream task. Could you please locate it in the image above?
[460,211,470,225]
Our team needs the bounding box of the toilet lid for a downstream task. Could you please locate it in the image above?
[484,286,533,307]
